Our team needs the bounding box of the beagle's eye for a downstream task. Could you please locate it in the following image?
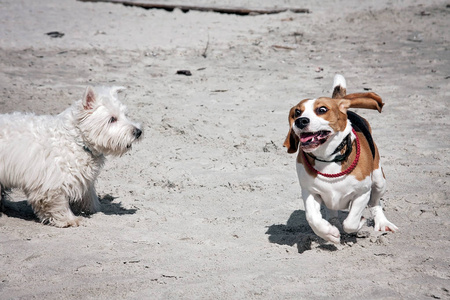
[294,109,302,118]
[109,116,117,123]
[316,106,328,115]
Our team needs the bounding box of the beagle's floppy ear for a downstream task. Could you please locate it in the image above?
[342,92,384,112]
[283,127,299,154]
[283,106,300,154]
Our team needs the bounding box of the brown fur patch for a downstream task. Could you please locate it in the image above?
[341,130,379,181]
[343,93,384,112]
[313,98,348,132]
[332,86,346,99]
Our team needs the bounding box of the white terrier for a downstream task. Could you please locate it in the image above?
[0,86,142,227]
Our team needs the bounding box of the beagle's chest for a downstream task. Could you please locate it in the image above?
[296,161,372,210]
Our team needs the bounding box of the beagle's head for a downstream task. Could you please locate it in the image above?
[283,93,384,153]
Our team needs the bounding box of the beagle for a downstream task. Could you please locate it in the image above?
[284,75,398,244]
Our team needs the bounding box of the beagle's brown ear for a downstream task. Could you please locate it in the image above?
[343,92,384,112]
[283,127,299,154]
[283,106,300,153]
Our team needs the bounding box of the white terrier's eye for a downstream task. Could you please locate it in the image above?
[109,116,117,123]
[316,106,328,115]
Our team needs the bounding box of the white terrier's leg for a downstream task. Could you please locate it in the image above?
[303,191,341,244]
[343,190,370,234]
[368,168,398,232]
[29,191,80,227]
[80,185,101,214]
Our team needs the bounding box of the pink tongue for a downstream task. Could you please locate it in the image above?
[300,133,318,144]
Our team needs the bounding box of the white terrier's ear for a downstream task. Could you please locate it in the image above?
[83,86,97,110]
[110,86,126,98]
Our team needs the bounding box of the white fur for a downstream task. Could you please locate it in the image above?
[333,74,346,90]
[0,86,142,227]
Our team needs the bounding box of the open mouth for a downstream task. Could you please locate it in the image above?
[300,130,331,151]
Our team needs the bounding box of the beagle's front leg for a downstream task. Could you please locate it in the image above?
[303,191,341,244]
[343,190,370,234]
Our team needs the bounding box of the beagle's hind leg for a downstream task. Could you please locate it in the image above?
[369,168,398,232]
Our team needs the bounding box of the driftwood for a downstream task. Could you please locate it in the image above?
[78,0,310,15]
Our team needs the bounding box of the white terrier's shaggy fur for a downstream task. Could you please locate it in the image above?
[0,86,142,227]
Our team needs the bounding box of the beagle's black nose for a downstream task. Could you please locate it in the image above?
[295,117,310,130]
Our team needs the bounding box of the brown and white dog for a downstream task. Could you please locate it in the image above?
[284,75,397,243]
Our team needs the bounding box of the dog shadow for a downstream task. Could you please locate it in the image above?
[1,199,38,222]
[98,194,137,216]
[266,209,358,253]
[0,193,136,223]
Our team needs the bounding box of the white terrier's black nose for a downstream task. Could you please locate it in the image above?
[295,117,310,129]
[134,128,142,139]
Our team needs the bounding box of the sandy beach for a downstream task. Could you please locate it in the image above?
[0,0,449,299]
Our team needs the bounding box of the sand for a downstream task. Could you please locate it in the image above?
[0,0,449,299]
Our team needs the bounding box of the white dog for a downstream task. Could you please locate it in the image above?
[0,86,142,227]
[284,75,397,243]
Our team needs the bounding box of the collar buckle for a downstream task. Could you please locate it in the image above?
[307,132,353,163]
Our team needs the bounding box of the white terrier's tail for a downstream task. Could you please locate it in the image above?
[332,74,347,99]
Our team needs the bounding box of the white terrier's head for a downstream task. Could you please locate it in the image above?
[75,86,142,156]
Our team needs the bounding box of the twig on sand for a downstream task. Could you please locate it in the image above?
[272,44,297,50]
[202,34,209,58]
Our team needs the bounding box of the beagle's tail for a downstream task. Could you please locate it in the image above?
[332,74,347,99]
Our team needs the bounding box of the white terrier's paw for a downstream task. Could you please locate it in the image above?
[46,216,81,228]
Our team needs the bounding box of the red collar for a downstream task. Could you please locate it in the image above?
[302,128,360,178]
